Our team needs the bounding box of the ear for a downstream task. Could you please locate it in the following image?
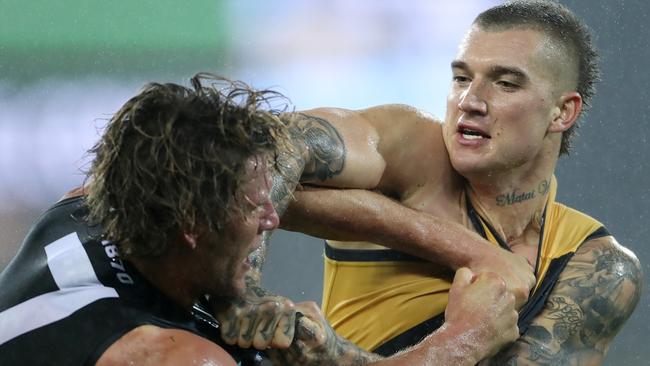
[548,91,582,133]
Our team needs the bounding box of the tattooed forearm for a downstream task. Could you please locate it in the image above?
[482,237,642,365]
[247,113,347,277]
[269,313,380,366]
[289,113,346,183]
[267,112,346,219]
[270,150,304,216]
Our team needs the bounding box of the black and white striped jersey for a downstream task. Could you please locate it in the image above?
[0,196,263,365]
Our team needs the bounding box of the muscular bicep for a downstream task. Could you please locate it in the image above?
[482,237,642,365]
[289,104,448,193]
[286,108,385,189]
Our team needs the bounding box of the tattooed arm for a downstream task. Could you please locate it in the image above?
[280,106,534,304]
[269,268,520,366]
[241,110,374,288]
[242,105,464,296]
[244,108,391,269]
[216,108,383,349]
[481,236,643,365]
[216,105,523,353]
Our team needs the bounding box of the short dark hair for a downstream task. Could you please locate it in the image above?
[474,0,600,155]
[86,73,291,258]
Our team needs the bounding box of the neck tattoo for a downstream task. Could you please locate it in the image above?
[496,179,550,207]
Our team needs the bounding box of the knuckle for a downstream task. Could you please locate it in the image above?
[296,300,320,316]
[252,337,269,351]
[506,290,515,300]
[262,300,281,311]
[473,272,490,284]
[488,275,507,292]
[231,306,246,317]
[271,336,292,350]
[508,293,517,305]
[282,298,295,307]
[280,306,293,315]
[483,271,502,281]
[314,331,327,346]
[510,311,519,325]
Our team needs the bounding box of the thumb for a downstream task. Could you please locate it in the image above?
[452,267,475,288]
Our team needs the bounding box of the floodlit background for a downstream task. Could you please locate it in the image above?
[1,1,648,364]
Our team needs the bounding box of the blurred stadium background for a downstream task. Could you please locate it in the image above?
[1,1,648,364]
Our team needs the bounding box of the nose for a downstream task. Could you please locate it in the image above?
[259,199,280,232]
[458,84,487,115]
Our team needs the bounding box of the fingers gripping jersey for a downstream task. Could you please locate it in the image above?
[322,177,610,355]
[0,197,263,365]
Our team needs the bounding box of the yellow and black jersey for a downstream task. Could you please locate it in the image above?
[322,178,610,355]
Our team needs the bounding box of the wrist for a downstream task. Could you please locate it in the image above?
[463,242,502,270]
[411,213,497,270]
[424,322,482,366]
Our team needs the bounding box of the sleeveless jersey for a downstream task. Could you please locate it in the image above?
[321,178,610,355]
[0,196,265,365]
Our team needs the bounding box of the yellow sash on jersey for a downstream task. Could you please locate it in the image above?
[322,177,605,352]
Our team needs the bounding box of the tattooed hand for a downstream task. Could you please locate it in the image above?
[212,287,297,350]
[211,111,348,352]
[211,112,349,352]
[480,236,642,365]
[267,301,380,366]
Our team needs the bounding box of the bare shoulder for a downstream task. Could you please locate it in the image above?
[360,103,443,130]
[540,235,642,358]
[294,104,453,194]
[301,104,442,134]
[96,325,237,366]
[568,234,642,295]
[359,104,453,196]
[567,234,643,317]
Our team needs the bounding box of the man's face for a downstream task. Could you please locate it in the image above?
[198,156,279,298]
[442,26,563,177]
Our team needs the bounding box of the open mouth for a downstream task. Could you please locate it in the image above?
[458,127,491,140]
